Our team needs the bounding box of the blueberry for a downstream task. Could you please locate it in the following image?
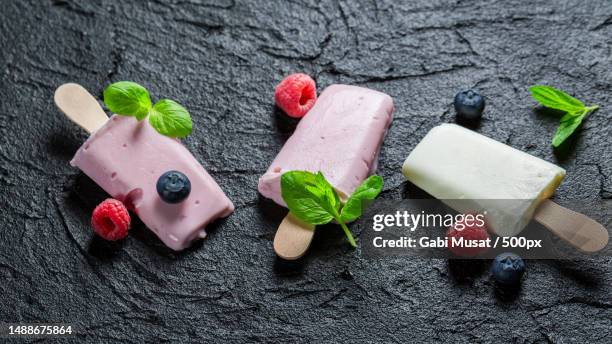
[491,252,525,285]
[156,171,191,204]
[454,89,485,121]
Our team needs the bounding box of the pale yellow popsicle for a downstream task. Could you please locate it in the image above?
[402,124,566,236]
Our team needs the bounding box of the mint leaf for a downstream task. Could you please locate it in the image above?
[281,171,335,225]
[340,175,383,223]
[314,171,341,213]
[529,85,585,113]
[552,111,587,147]
[280,171,385,248]
[148,99,193,138]
[529,85,599,147]
[102,82,195,138]
[103,81,152,120]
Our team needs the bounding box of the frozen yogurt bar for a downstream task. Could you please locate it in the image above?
[402,123,566,236]
[71,115,234,250]
[258,84,394,205]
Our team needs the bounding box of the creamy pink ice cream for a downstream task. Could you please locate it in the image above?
[71,115,234,250]
[258,84,394,206]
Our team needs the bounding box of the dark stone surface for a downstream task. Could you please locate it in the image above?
[1,0,611,342]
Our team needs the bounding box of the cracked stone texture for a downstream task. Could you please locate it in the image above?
[1,0,611,343]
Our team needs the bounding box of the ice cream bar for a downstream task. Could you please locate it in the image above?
[402,123,566,236]
[71,115,234,250]
[258,84,394,205]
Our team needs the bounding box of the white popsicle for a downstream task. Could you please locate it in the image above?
[403,123,566,236]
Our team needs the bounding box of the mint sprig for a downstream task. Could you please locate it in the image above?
[103,81,152,120]
[103,81,193,138]
[340,175,383,223]
[529,85,599,147]
[149,99,193,138]
[281,171,383,248]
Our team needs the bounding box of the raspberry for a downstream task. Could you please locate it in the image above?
[91,199,130,241]
[446,215,490,257]
[274,73,317,118]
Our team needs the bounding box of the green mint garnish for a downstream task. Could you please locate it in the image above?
[529,85,599,147]
[103,81,193,138]
[281,171,339,225]
[281,171,383,248]
[340,175,383,223]
[149,99,193,138]
[103,81,152,120]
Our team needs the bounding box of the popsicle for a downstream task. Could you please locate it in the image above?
[403,123,608,252]
[259,84,394,259]
[55,83,234,251]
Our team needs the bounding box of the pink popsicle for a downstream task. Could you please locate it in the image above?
[71,115,234,250]
[258,84,394,205]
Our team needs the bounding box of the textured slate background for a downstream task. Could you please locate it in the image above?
[1,0,611,342]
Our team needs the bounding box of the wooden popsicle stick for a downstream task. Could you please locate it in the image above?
[273,190,348,260]
[534,199,609,253]
[54,83,108,133]
[273,213,315,260]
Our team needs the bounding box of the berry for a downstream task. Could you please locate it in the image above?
[446,215,490,257]
[491,252,525,285]
[274,73,317,118]
[157,170,191,203]
[91,199,130,241]
[454,89,485,121]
